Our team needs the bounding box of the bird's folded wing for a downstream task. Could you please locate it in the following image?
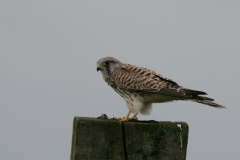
[110,64,209,99]
[110,65,178,91]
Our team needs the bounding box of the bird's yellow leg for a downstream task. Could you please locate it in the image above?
[114,111,131,121]
[114,111,138,121]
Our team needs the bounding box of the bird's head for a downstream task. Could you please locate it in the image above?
[97,57,122,81]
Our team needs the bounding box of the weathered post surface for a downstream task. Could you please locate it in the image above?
[71,117,188,160]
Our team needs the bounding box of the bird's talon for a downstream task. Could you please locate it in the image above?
[114,116,138,122]
[114,117,124,121]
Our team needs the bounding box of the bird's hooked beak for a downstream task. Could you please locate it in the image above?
[97,65,103,72]
[97,67,101,71]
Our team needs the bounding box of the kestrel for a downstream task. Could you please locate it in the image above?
[97,57,225,121]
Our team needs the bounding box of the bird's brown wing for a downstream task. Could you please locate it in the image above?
[110,64,178,91]
[110,64,208,99]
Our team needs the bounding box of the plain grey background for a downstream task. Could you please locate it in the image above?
[1,1,240,160]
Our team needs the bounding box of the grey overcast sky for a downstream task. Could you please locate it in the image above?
[1,1,240,160]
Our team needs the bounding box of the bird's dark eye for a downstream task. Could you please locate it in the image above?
[105,61,109,65]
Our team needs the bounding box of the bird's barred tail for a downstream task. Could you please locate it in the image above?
[191,99,226,109]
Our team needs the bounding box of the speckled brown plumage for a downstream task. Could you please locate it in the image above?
[110,64,179,92]
[97,57,225,121]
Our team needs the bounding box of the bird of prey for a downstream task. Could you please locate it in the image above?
[97,57,225,121]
